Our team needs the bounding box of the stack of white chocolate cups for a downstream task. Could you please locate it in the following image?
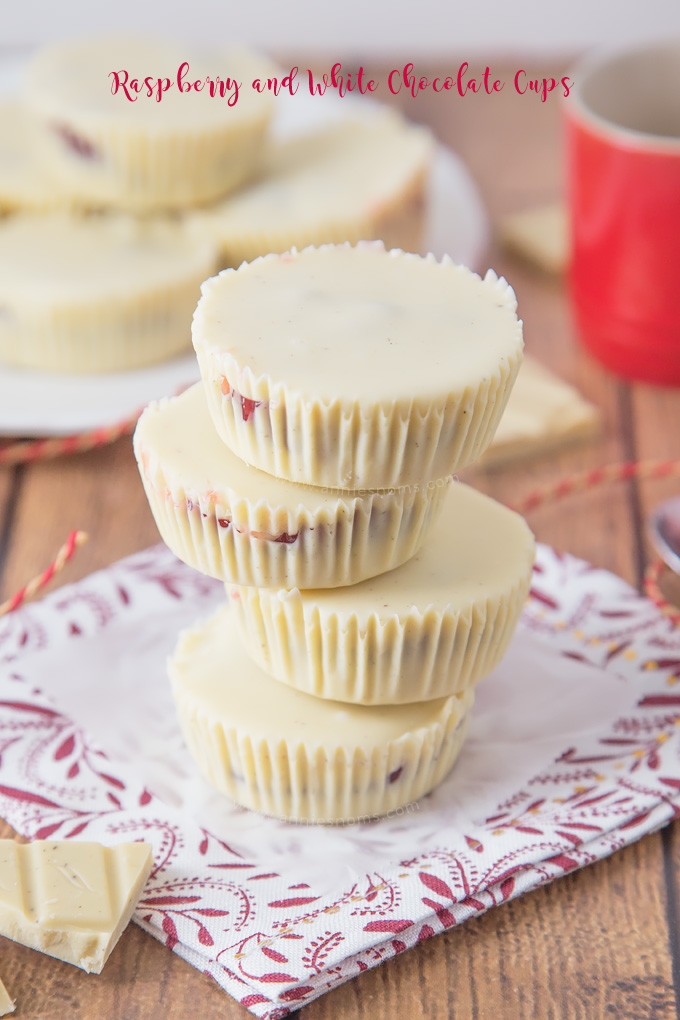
[134,242,536,824]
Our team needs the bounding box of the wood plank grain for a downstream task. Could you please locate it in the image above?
[0,466,22,584]
[0,436,157,599]
[630,382,680,563]
[630,332,680,1014]
[302,838,676,1020]
[465,242,638,584]
[0,901,244,1020]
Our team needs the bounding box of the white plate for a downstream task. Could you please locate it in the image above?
[0,74,489,437]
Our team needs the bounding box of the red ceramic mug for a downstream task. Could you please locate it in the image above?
[566,42,680,385]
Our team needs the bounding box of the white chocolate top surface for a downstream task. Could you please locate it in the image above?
[193,244,523,404]
[203,112,431,235]
[172,606,466,746]
[135,382,390,511]
[25,36,274,130]
[259,483,535,619]
[0,214,215,303]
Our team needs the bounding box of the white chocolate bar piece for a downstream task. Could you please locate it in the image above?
[499,203,568,275]
[482,355,600,466]
[0,840,153,973]
[0,978,14,1016]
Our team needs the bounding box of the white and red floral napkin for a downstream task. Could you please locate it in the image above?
[1,542,679,1018]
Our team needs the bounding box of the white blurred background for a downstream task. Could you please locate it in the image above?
[2,0,679,55]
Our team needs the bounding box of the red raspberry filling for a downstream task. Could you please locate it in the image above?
[184,496,299,544]
[52,122,99,161]
[220,375,262,422]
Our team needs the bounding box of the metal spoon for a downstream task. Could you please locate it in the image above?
[649,495,680,575]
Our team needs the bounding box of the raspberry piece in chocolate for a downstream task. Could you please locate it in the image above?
[53,122,99,160]
[219,375,261,421]
[240,396,261,422]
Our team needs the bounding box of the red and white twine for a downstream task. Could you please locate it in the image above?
[0,531,88,617]
[509,458,680,628]
[509,458,680,515]
[0,412,139,467]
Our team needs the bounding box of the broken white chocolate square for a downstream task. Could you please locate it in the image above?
[0,978,14,1017]
[482,355,600,466]
[0,840,153,974]
[499,203,568,275]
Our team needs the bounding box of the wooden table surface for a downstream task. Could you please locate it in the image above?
[2,58,680,1019]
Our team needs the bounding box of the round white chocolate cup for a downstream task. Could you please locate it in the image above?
[169,605,474,823]
[24,37,275,211]
[231,482,535,704]
[133,383,450,589]
[0,214,217,373]
[193,243,524,490]
[193,110,432,265]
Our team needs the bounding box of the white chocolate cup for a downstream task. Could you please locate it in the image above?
[192,111,432,265]
[0,214,217,373]
[193,244,524,490]
[230,483,535,703]
[170,605,474,823]
[134,383,451,589]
